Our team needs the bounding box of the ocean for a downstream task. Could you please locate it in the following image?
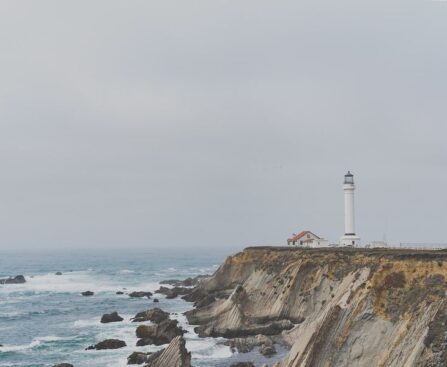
[0,249,286,367]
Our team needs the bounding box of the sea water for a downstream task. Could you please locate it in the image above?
[0,249,287,367]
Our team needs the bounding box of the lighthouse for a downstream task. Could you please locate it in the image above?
[339,171,361,247]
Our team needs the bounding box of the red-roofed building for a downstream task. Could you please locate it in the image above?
[287,230,329,248]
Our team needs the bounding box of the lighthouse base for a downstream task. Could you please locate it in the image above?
[339,235,361,247]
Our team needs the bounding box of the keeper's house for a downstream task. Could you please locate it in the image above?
[287,230,329,248]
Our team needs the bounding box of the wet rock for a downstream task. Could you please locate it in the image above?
[181,287,206,303]
[129,291,152,298]
[81,291,94,296]
[0,275,26,284]
[229,363,255,367]
[145,336,191,367]
[100,311,124,323]
[136,319,184,346]
[116,291,124,295]
[52,364,73,367]
[194,294,216,308]
[131,308,169,323]
[155,286,190,299]
[224,335,273,353]
[55,272,63,275]
[259,344,276,356]
[86,339,126,350]
[127,351,152,364]
[160,275,209,287]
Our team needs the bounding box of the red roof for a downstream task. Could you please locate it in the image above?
[287,230,320,243]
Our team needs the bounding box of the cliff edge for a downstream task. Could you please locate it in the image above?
[185,247,447,367]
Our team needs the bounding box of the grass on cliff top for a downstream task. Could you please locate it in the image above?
[244,246,447,261]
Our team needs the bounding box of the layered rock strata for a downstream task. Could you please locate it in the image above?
[185,247,447,367]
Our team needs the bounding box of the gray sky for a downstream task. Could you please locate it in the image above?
[1,1,447,251]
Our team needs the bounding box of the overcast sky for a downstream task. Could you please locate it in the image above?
[0,1,446,251]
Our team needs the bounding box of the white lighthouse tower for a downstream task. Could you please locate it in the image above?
[339,171,361,247]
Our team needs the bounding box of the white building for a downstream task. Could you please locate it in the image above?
[367,241,388,248]
[288,230,329,248]
[339,171,361,247]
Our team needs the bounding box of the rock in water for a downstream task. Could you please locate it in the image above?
[0,275,26,284]
[127,351,153,365]
[129,291,152,298]
[224,335,274,353]
[55,272,62,275]
[52,364,73,367]
[136,319,184,346]
[145,336,191,367]
[229,363,255,367]
[100,311,123,323]
[131,308,169,323]
[153,298,159,303]
[155,286,190,299]
[86,339,126,350]
[259,343,276,356]
[159,275,209,287]
[81,291,94,296]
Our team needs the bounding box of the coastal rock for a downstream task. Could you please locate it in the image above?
[52,364,73,367]
[116,291,124,295]
[127,351,153,364]
[100,311,123,323]
[194,294,216,308]
[145,336,191,367]
[186,246,447,367]
[229,363,255,367]
[153,298,159,303]
[55,272,63,275]
[187,283,294,338]
[160,275,209,287]
[81,291,94,296]
[86,339,126,350]
[131,308,169,323]
[0,275,26,284]
[129,291,152,298]
[155,286,190,299]
[224,335,274,353]
[259,344,276,356]
[136,319,184,346]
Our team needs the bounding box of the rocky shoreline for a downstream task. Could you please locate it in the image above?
[6,246,447,367]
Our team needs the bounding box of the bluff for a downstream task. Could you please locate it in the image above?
[185,247,447,367]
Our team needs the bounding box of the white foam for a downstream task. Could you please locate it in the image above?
[0,271,160,295]
[190,341,233,359]
[0,340,41,352]
[0,335,74,353]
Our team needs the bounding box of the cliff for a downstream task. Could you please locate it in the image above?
[185,247,447,367]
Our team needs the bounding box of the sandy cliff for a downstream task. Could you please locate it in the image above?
[185,247,447,367]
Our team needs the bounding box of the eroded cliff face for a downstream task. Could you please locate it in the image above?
[185,247,447,367]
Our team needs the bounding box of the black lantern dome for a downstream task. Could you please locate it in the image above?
[344,171,354,184]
